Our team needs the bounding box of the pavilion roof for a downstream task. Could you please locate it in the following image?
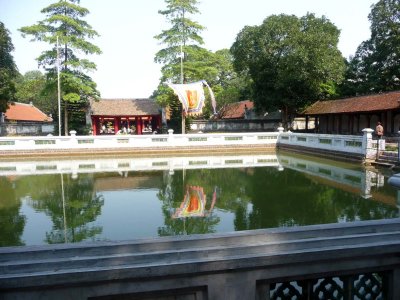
[303,91,400,115]
[90,98,161,116]
[5,102,53,122]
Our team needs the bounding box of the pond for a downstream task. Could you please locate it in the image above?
[0,151,398,247]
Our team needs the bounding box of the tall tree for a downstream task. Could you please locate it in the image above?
[20,0,101,135]
[154,1,247,131]
[154,0,206,133]
[231,13,345,126]
[341,0,400,95]
[154,0,205,83]
[0,22,19,113]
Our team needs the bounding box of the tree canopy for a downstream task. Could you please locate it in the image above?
[340,0,400,96]
[231,13,345,123]
[15,70,58,118]
[20,0,101,135]
[0,22,19,113]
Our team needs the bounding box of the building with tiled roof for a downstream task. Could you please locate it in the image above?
[302,91,400,135]
[221,100,254,119]
[0,102,54,136]
[4,102,53,122]
[89,98,162,135]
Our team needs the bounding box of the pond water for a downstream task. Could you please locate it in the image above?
[0,151,398,247]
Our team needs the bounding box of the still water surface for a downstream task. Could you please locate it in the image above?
[1,151,398,247]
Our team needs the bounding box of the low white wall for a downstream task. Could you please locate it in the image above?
[0,128,380,161]
[277,128,380,160]
[0,131,279,152]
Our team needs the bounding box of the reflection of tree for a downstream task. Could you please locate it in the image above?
[157,165,398,236]
[0,178,25,246]
[239,168,398,230]
[28,174,104,244]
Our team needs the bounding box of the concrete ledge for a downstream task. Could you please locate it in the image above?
[278,144,365,162]
[0,144,276,159]
[1,219,399,299]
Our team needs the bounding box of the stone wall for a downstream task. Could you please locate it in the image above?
[1,219,399,299]
[0,122,55,136]
[190,118,315,133]
[189,119,280,133]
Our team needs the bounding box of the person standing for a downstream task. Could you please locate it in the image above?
[376,122,384,139]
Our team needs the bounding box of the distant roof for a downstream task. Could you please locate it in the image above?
[303,91,400,115]
[5,102,53,122]
[222,100,254,119]
[90,98,161,116]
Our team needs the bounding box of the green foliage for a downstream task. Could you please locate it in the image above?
[154,1,250,127]
[26,173,104,244]
[340,0,400,96]
[20,0,101,134]
[0,22,19,112]
[231,13,345,120]
[15,71,57,114]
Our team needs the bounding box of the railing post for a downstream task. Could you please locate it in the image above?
[362,128,374,160]
[69,130,78,146]
[168,129,174,144]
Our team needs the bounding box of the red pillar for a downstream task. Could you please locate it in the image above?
[136,117,142,135]
[91,117,97,136]
[114,117,121,134]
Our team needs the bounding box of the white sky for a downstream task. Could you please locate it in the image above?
[1,0,377,98]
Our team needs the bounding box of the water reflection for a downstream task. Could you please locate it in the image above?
[0,152,398,247]
[0,177,25,246]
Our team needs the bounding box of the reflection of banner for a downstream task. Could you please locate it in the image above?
[168,80,216,116]
[172,186,217,219]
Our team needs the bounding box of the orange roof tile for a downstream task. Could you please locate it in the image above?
[222,100,254,119]
[303,91,400,115]
[5,102,53,122]
[90,98,161,116]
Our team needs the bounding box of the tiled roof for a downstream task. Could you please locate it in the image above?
[90,98,161,116]
[222,100,254,119]
[5,102,53,122]
[303,91,400,115]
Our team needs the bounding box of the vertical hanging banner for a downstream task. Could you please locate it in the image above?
[168,80,217,116]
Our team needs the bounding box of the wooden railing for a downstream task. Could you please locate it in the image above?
[1,219,399,299]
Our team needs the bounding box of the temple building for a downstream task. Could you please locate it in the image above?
[88,98,162,135]
[302,91,400,135]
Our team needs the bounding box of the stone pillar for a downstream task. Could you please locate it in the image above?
[168,129,174,143]
[362,128,374,160]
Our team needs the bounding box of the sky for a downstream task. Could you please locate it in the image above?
[1,0,377,99]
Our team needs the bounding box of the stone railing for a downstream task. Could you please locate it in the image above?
[1,219,399,299]
[0,128,383,161]
[0,130,278,155]
[278,128,380,160]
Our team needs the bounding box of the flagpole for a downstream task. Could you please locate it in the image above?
[180,7,185,135]
[180,43,185,134]
[57,36,61,136]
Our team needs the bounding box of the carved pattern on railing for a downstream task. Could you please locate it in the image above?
[267,273,385,300]
[353,273,384,300]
